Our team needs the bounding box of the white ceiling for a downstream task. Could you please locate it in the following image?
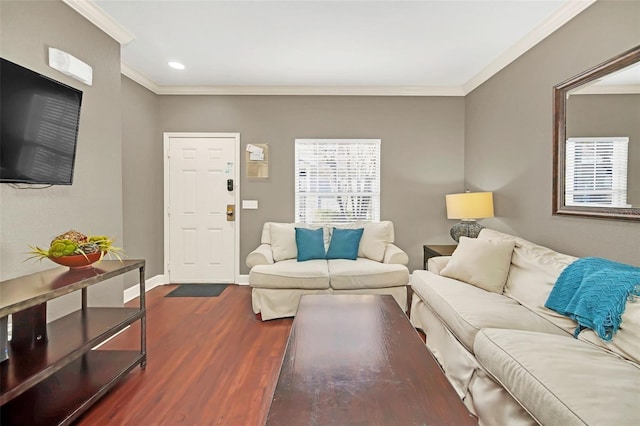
[70,0,596,95]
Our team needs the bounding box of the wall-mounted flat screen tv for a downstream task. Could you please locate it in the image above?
[1,58,83,185]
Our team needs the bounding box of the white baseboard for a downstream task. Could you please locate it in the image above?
[124,274,167,303]
[123,274,248,298]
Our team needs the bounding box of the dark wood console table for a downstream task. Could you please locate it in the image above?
[0,260,146,425]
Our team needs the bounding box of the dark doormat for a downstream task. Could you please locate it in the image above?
[165,284,228,298]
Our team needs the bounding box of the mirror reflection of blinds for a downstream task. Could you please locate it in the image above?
[295,139,381,224]
[565,137,629,208]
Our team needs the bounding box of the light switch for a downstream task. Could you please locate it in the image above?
[242,200,258,209]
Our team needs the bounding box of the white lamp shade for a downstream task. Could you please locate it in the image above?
[446,192,494,219]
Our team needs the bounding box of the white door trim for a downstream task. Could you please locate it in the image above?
[163,132,241,284]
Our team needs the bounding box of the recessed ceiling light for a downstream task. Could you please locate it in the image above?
[168,61,185,70]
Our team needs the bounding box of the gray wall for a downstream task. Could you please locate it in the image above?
[121,76,163,288]
[120,0,640,281]
[465,0,640,266]
[0,0,124,318]
[155,95,465,274]
[567,93,640,206]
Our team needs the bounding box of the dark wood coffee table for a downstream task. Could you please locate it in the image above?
[265,294,476,426]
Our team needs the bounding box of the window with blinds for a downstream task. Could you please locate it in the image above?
[295,139,380,224]
[565,137,629,207]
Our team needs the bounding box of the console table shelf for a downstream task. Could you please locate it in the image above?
[0,260,146,426]
[1,307,143,404]
[1,350,144,426]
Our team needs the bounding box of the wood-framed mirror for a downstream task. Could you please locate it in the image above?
[553,45,640,221]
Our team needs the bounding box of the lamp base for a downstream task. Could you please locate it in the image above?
[450,220,484,243]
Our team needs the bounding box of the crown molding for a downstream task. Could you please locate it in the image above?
[120,61,464,96]
[462,0,596,95]
[62,0,135,45]
[123,64,465,96]
[148,84,465,96]
[121,63,162,93]
[120,64,465,95]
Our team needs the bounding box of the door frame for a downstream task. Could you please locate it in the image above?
[163,132,241,284]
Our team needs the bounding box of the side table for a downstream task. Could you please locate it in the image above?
[423,244,457,270]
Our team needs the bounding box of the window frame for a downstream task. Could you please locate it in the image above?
[294,138,381,224]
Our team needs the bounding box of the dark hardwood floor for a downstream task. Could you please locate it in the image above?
[76,285,292,426]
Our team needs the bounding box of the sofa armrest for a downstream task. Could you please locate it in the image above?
[383,244,409,265]
[246,244,274,268]
[427,256,451,275]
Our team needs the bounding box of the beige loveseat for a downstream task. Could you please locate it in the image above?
[410,229,640,426]
[247,221,409,320]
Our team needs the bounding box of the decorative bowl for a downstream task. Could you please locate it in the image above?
[48,252,103,269]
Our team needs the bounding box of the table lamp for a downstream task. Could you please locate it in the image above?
[446,191,494,242]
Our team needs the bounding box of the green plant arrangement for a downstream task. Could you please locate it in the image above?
[28,229,123,265]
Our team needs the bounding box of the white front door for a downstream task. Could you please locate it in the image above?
[165,133,239,283]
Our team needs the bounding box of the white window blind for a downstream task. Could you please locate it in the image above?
[565,137,629,207]
[295,139,380,224]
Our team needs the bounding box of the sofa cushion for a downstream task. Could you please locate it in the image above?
[295,227,326,261]
[336,221,394,262]
[440,236,515,293]
[326,228,363,260]
[360,221,393,262]
[478,229,579,335]
[474,329,640,426]
[578,298,640,365]
[249,259,330,290]
[265,223,331,261]
[328,258,408,289]
[270,223,298,261]
[411,270,566,352]
[262,222,330,244]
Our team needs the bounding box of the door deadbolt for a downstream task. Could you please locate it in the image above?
[226,205,235,221]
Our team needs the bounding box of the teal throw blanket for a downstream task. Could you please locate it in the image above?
[545,257,640,341]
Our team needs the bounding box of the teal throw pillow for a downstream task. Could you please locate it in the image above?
[326,228,364,260]
[295,227,326,261]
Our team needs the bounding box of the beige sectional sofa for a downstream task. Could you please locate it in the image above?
[247,221,409,320]
[410,229,640,426]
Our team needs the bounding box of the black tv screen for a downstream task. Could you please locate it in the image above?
[1,58,83,185]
